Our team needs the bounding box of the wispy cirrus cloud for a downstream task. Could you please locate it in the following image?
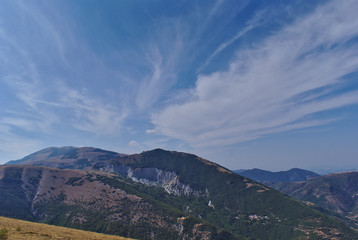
[199,9,268,72]
[135,0,252,112]
[150,0,358,148]
[135,44,180,111]
[1,0,357,167]
[0,1,126,140]
[56,83,127,135]
[4,73,126,136]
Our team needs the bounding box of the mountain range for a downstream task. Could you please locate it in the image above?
[233,167,358,230]
[234,168,320,186]
[272,172,358,229]
[1,146,358,239]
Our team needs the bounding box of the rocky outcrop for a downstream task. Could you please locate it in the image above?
[0,165,236,240]
[94,162,201,197]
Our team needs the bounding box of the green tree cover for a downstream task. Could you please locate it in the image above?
[105,149,358,239]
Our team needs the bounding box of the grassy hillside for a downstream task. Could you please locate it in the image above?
[0,216,130,240]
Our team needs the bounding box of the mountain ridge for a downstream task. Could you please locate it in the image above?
[273,171,358,229]
[5,146,126,169]
[2,146,358,239]
[234,168,320,186]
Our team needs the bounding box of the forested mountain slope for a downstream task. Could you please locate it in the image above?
[2,147,358,239]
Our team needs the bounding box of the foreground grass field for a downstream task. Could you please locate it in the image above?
[0,216,132,240]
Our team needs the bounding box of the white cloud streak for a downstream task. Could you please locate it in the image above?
[135,20,186,111]
[4,73,126,136]
[56,83,127,135]
[151,0,358,148]
[135,0,249,112]
[128,140,140,147]
[0,1,127,140]
[199,9,267,71]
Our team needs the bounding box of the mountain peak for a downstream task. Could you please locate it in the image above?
[5,146,124,169]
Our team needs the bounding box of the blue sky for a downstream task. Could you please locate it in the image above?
[1,0,358,171]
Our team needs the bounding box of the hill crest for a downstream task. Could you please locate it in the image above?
[235,167,320,185]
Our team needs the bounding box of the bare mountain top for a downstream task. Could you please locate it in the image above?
[5,146,126,170]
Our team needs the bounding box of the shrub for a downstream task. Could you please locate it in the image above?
[0,228,8,240]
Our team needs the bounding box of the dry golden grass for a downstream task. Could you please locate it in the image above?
[0,216,133,240]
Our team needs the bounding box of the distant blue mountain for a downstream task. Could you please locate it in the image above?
[308,167,358,175]
[233,168,320,186]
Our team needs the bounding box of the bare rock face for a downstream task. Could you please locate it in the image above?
[94,163,201,197]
